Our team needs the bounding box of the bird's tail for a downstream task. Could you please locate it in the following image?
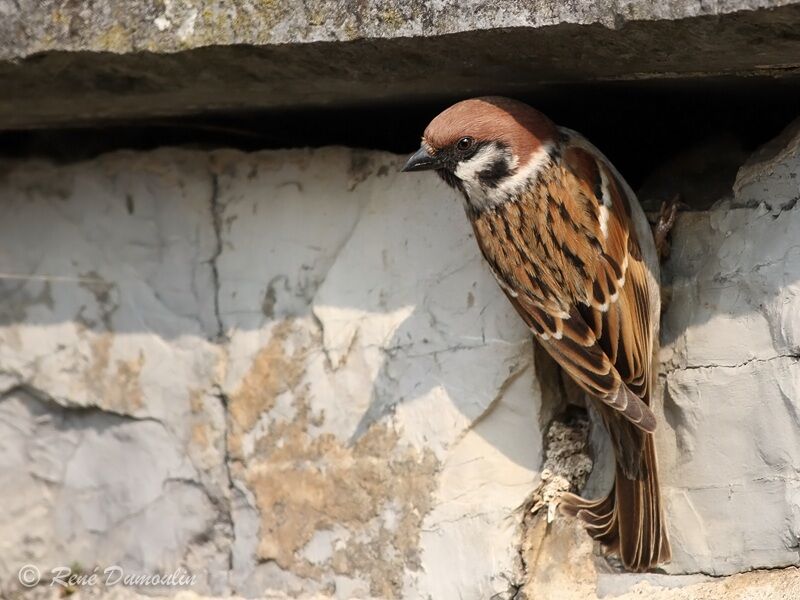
[560,432,671,571]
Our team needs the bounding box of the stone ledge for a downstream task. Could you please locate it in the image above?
[2,1,800,129]
[4,1,799,58]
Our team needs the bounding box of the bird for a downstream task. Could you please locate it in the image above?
[401,96,671,571]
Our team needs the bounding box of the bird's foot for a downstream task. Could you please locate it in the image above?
[652,195,684,261]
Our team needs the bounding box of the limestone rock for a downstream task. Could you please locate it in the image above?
[2,1,800,127]
[0,147,541,598]
[0,151,230,593]
[212,149,540,598]
[1,118,800,598]
[658,118,800,575]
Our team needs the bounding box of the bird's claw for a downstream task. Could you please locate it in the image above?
[652,195,684,261]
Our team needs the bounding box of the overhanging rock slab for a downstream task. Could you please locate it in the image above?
[2,1,800,129]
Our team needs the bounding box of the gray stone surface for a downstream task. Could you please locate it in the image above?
[0,147,540,599]
[5,567,800,600]
[2,1,800,128]
[2,118,800,598]
[657,118,800,576]
[0,151,231,593]
[4,0,797,56]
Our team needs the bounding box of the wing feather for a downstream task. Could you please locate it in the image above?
[475,136,657,433]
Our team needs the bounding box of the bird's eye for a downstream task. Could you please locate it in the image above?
[457,137,474,151]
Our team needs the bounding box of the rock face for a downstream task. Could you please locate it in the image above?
[0,152,231,592]
[2,1,800,128]
[0,148,540,598]
[6,0,798,56]
[1,120,800,599]
[659,119,800,575]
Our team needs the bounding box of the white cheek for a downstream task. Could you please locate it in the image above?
[462,143,554,211]
[454,145,497,185]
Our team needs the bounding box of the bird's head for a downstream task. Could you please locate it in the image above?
[402,96,558,212]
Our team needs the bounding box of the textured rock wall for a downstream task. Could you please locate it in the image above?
[0,148,539,599]
[2,119,800,599]
[659,120,800,575]
[3,1,800,128]
[6,0,797,56]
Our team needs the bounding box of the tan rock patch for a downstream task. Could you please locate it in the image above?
[82,332,145,413]
[231,319,439,598]
[228,320,305,435]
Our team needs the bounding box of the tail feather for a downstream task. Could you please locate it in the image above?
[560,433,671,571]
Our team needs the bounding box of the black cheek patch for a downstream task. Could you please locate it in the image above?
[477,158,512,188]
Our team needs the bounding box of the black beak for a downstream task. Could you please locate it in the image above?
[401,146,441,172]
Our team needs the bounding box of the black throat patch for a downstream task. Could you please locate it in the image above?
[436,168,464,193]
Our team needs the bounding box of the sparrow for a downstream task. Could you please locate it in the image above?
[401,96,671,571]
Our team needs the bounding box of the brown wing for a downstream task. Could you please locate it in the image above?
[472,141,656,433]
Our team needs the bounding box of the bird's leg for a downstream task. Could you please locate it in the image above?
[652,195,681,262]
